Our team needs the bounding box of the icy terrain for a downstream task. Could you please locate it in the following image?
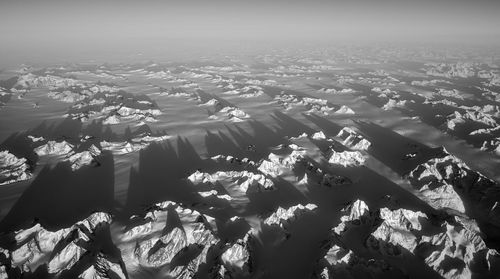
[1,46,500,278]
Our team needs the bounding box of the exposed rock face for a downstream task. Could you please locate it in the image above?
[470,125,500,136]
[320,244,404,279]
[33,140,102,171]
[132,226,187,267]
[334,105,355,114]
[221,232,252,275]
[0,150,32,185]
[216,78,265,98]
[328,150,366,167]
[324,245,353,266]
[418,218,493,279]
[188,170,214,185]
[332,200,370,235]
[264,203,318,230]
[336,127,371,150]
[480,138,500,155]
[219,106,251,122]
[345,200,500,279]
[118,201,220,278]
[257,145,306,177]
[67,145,102,171]
[199,97,250,122]
[415,182,465,214]
[27,135,45,143]
[198,190,232,201]
[189,170,274,193]
[311,131,327,140]
[408,147,500,219]
[273,93,335,115]
[382,98,407,110]
[207,171,274,192]
[100,134,170,155]
[4,212,126,278]
[263,142,352,187]
[368,207,427,255]
[301,97,335,115]
[67,91,161,124]
[210,154,256,167]
[34,140,75,156]
[11,224,71,273]
[78,253,127,279]
[446,108,498,131]
[13,73,119,103]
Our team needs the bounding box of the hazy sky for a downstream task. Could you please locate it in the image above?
[1,0,499,65]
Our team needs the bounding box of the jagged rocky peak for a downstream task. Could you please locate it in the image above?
[264,203,318,230]
[188,169,275,193]
[334,105,355,114]
[324,244,354,267]
[327,149,366,167]
[382,98,407,110]
[273,93,335,115]
[418,216,498,279]
[13,72,120,103]
[0,150,32,185]
[320,243,405,279]
[410,146,475,182]
[328,196,500,279]
[408,146,500,220]
[311,131,327,140]
[221,231,253,276]
[480,137,500,155]
[257,144,306,177]
[66,91,161,124]
[446,104,499,131]
[198,189,232,201]
[66,144,102,171]
[100,133,170,155]
[333,199,371,235]
[5,212,125,278]
[79,253,127,279]
[336,127,371,150]
[210,154,256,167]
[365,203,500,278]
[34,140,74,156]
[33,138,102,171]
[367,207,428,255]
[132,226,188,267]
[118,201,219,277]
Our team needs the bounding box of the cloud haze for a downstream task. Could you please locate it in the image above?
[1,0,499,65]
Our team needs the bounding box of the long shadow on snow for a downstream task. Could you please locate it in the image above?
[0,151,115,233]
[354,120,443,176]
[122,136,239,221]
